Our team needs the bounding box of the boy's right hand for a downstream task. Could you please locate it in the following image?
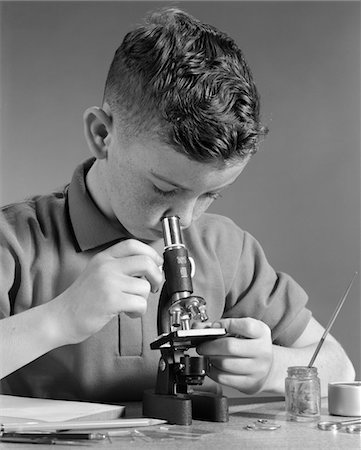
[51,239,163,344]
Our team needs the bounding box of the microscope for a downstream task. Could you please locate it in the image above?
[143,216,229,425]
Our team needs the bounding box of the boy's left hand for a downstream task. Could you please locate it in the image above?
[196,318,273,394]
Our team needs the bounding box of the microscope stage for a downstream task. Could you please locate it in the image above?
[150,328,227,349]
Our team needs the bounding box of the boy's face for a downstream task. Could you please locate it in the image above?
[97,128,248,242]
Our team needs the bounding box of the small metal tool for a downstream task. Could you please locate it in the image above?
[318,417,361,431]
[346,424,361,434]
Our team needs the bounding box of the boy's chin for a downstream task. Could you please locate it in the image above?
[144,228,164,242]
[132,227,163,243]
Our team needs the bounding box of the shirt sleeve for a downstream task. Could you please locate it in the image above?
[222,228,312,346]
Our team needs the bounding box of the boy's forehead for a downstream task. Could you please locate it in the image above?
[148,147,246,191]
[123,135,247,188]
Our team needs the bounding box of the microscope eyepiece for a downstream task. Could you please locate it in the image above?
[161,216,184,248]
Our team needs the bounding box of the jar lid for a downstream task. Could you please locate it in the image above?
[328,381,361,416]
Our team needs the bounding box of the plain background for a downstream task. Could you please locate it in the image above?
[0,1,360,381]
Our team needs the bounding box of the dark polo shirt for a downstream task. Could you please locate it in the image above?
[0,159,311,402]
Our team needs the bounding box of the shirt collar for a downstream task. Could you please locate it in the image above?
[67,158,132,251]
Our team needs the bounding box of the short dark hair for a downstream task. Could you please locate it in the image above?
[104,7,268,162]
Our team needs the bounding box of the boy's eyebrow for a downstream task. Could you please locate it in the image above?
[150,170,238,192]
[150,171,191,191]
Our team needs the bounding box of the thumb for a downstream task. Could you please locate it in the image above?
[212,317,268,339]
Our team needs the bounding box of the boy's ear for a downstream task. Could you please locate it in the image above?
[83,106,112,159]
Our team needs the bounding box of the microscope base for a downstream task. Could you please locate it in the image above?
[190,390,229,423]
[143,389,229,425]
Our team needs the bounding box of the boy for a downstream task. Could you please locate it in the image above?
[0,8,354,402]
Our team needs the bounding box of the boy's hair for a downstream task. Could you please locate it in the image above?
[103,7,268,162]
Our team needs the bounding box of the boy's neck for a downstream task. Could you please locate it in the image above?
[85,160,117,224]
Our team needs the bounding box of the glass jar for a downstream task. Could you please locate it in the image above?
[285,366,321,421]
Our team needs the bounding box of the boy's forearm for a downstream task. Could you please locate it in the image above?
[0,301,66,379]
[262,340,355,396]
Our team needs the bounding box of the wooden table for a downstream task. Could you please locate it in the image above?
[1,397,360,449]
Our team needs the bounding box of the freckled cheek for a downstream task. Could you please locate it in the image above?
[135,194,166,221]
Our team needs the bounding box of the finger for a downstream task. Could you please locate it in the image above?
[208,356,253,375]
[118,255,163,292]
[104,276,150,313]
[118,293,148,317]
[191,321,213,330]
[197,335,259,357]
[207,363,255,393]
[119,275,152,298]
[214,318,270,339]
[102,239,163,266]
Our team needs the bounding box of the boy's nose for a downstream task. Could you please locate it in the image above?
[165,202,195,230]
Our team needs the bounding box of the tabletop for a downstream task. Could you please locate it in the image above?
[0,396,360,449]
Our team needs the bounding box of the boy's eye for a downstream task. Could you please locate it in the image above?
[152,184,179,197]
[152,184,222,200]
